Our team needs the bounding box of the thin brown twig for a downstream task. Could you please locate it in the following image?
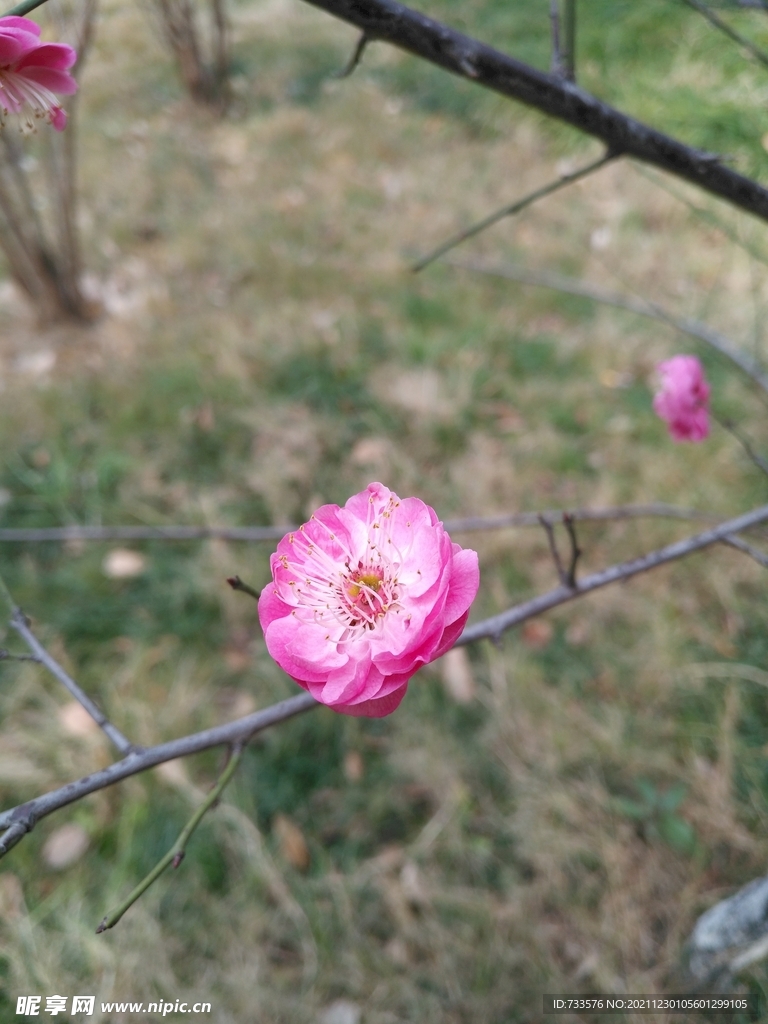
[226,575,261,600]
[721,534,768,568]
[8,608,135,756]
[440,255,768,395]
[563,0,576,81]
[0,505,724,546]
[334,31,370,77]
[539,513,567,585]
[549,0,565,77]
[0,691,318,855]
[412,150,618,272]
[2,503,768,857]
[456,502,768,645]
[681,0,768,69]
[563,512,581,587]
[713,413,768,478]
[96,742,245,933]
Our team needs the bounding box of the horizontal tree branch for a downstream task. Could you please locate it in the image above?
[299,0,768,221]
[456,503,768,644]
[2,504,766,856]
[0,504,723,545]
[440,255,768,394]
[0,691,318,855]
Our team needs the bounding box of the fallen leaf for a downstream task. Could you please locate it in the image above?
[343,750,364,782]
[102,549,146,579]
[441,647,476,703]
[522,619,554,649]
[273,813,310,871]
[42,823,89,870]
[58,702,98,737]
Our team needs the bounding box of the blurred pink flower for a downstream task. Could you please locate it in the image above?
[259,482,480,717]
[0,16,77,131]
[653,354,710,442]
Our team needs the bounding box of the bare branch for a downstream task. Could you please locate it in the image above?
[563,512,581,587]
[0,691,318,854]
[334,31,370,77]
[549,0,565,78]
[97,743,245,933]
[440,255,768,395]
[1,0,51,16]
[412,150,617,272]
[0,504,724,546]
[722,533,768,568]
[681,0,768,69]
[713,413,768,477]
[7,607,135,757]
[0,648,40,662]
[563,0,576,81]
[456,503,768,645]
[3,505,767,856]
[297,0,768,221]
[539,513,568,586]
[226,575,261,600]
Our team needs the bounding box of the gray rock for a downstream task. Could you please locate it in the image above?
[687,875,768,986]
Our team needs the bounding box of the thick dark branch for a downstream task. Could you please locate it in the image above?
[441,255,768,395]
[300,0,768,221]
[456,503,768,645]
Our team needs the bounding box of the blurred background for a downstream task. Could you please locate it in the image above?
[0,0,768,1019]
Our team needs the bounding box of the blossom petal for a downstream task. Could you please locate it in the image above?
[0,16,42,36]
[258,483,480,717]
[17,41,77,72]
[18,66,78,96]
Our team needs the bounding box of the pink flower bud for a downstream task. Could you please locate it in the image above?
[0,16,77,131]
[258,483,480,717]
[652,355,710,443]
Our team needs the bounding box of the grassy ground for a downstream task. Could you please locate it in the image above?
[0,0,768,1021]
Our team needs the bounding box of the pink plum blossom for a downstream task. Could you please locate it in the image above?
[652,354,710,442]
[258,482,480,717]
[0,17,77,131]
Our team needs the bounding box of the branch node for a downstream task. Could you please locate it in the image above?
[172,850,185,869]
[539,513,568,586]
[226,575,261,600]
[562,513,582,588]
[334,31,370,78]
